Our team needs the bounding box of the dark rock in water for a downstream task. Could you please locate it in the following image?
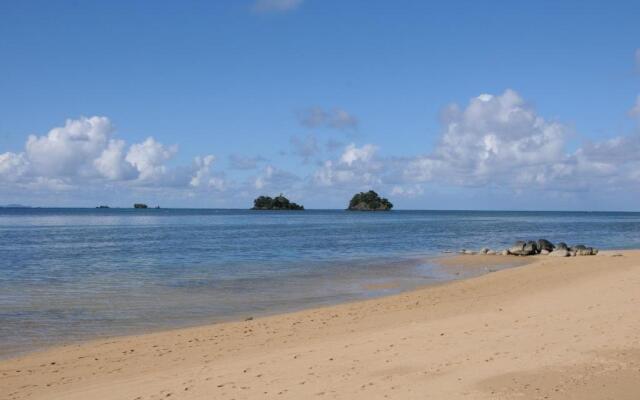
[556,242,569,250]
[537,239,555,252]
[347,190,393,211]
[134,203,148,209]
[525,240,538,255]
[252,194,304,210]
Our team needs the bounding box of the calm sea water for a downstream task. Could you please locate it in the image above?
[1,208,639,357]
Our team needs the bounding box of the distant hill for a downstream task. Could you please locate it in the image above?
[347,191,393,211]
[252,194,304,210]
[0,204,31,208]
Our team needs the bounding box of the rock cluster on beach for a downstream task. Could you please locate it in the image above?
[460,239,599,257]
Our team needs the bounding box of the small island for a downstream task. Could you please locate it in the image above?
[134,203,148,209]
[347,190,393,211]
[252,194,304,210]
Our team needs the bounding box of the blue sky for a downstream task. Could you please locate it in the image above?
[1,0,640,209]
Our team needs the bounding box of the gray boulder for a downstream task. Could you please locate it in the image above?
[537,239,555,252]
[486,250,497,255]
[508,240,537,256]
[549,249,570,257]
[508,241,527,255]
[556,242,569,250]
[540,249,550,255]
[501,249,509,256]
[524,241,539,255]
[574,246,597,256]
[480,247,490,254]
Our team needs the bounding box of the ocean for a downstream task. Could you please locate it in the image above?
[1,208,639,357]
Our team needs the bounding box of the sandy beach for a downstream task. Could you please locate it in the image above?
[2,251,640,400]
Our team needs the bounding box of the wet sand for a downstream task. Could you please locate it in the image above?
[2,251,639,399]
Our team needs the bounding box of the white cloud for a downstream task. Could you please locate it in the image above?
[190,155,226,191]
[0,116,201,192]
[298,107,358,130]
[94,139,137,180]
[0,152,28,182]
[340,143,376,166]
[313,143,382,187]
[125,137,177,182]
[5,91,640,208]
[404,90,568,187]
[252,0,303,13]
[25,116,114,178]
[311,90,640,200]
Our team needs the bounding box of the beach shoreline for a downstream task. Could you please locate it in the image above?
[0,253,531,362]
[2,250,639,399]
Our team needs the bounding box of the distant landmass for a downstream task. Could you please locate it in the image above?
[0,204,31,208]
[252,194,304,210]
[347,190,393,211]
[134,203,148,209]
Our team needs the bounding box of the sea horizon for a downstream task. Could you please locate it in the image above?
[3,205,640,213]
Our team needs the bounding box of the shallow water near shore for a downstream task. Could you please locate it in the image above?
[1,208,639,357]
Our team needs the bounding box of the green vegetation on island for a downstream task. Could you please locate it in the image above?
[252,194,304,210]
[347,190,393,211]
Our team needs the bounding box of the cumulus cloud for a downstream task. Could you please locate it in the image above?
[313,143,382,187]
[252,0,303,13]
[311,90,640,200]
[5,90,640,207]
[340,143,376,166]
[125,137,177,182]
[0,116,216,192]
[94,139,137,180]
[24,116,114,179]
[298,107,358,130]
[404,90,568,187]
[0,152,28,182]
[190,155,226,190]
[399,90,640,193]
